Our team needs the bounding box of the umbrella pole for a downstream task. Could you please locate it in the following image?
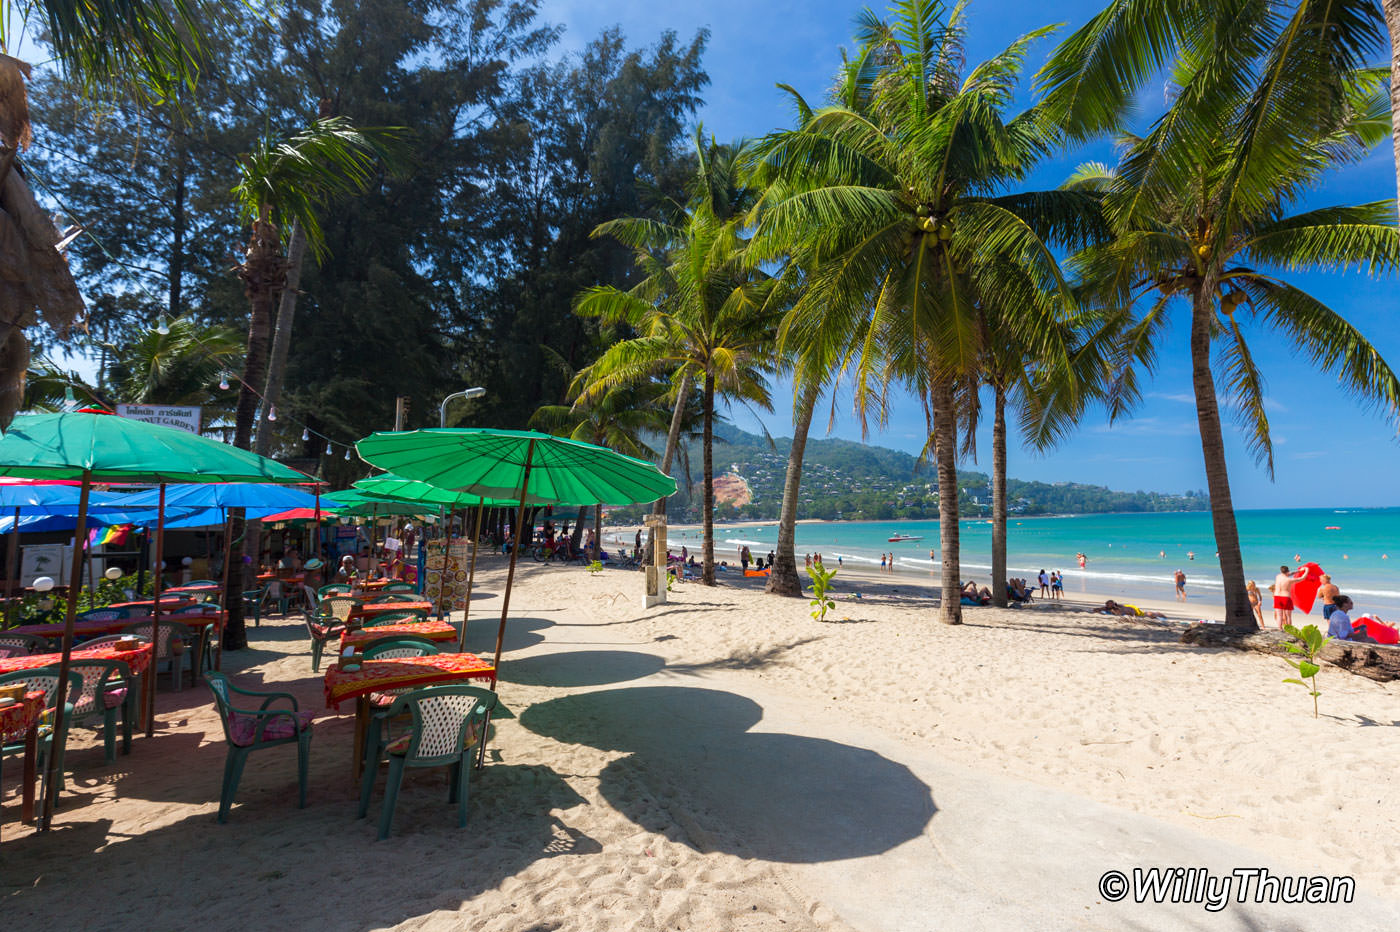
[435,507,447,619]
[492,440,535,672]
[5,506,18,627]
[217,507,232,671]
[314,488,322,567]
[43,470,90,830]
[146,483,166,739]
[457,502,485,652]
[371,504,378,578]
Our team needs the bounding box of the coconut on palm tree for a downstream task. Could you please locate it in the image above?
[748,1,1098,623]
[1041,0,1400,629]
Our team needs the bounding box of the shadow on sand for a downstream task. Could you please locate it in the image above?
[520,685,935,863]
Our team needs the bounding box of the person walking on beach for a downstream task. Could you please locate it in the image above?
[1271,565,1295,628]
[1246,581,1264,626]
[1174,568,1187,601]
[1038,569,1050,598]
[1318,574,1340,619]
[1051,571,1063,600]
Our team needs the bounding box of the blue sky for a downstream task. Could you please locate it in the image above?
[547,0,1400,508]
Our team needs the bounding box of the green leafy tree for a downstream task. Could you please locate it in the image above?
[749,0,1097,623]
[1040,0,1400,628]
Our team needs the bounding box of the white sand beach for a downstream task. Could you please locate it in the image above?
[5,558,1398,930]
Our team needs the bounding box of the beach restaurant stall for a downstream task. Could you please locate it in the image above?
[0,411,310,826]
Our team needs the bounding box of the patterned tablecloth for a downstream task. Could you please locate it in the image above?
[0,691,45,742]
[340,621,458,652]
[323,653,495,710]
[0,645,154,677]
[6,611,222,640]
[348,601,434,621]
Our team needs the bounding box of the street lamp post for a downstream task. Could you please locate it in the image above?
[439,386,486,428]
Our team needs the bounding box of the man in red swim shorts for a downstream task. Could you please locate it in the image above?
[1271,564,1295,628]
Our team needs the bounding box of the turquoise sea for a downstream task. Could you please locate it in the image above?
[652,509,1400,616]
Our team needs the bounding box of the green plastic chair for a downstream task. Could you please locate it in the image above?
[242,586,271,627]
[68,658,135,762]
[319,583,352,598]
[0,633,56,656]
[303,606,345,673]
[75,606,136,623]
[0,668,80,826]
[367,593,419,604]
[357,684,497,839]
[381,582,415,593]
[361,610,430,627]
[361,638,440,661]
[205,672,314,823]
[122,621,196,690]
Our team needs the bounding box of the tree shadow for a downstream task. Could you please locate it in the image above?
[520,686,935,863]
[666,637,825,675]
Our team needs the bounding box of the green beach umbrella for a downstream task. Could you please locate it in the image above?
[354,428,676,507]
[0,411,313,824]
[355,428,676,673]
[323,488,435,516]
[352,473,519,508]
[0,412,309,483]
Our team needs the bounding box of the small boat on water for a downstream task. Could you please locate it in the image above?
[888,533,923,542]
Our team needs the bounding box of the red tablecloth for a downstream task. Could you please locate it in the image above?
[323,653,494,710]
[166,583,220,593]
[349,601,433,621]
[0,645,153,677]
[6,611,222,639]
[0,691,45,741]
[108,595,200,610]
[340,621,458,652]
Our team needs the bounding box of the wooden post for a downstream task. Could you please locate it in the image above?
[491,441,535,672]
[42,471,90,829]
[644,513,667,608]
[457,501,486,652]
[146,483,167,738]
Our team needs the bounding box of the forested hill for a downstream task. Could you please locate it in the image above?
[642,423,1208,522]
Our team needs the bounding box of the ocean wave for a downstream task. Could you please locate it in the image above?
[723,538,769,548]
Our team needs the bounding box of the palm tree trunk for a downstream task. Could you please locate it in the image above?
[1386,0,1400,222]
[766,378,818,597]
[990,382,1008,608]
[701,371,716,585]
[646,371,691,561]
[256,218,308,457]
[1189,290,1256,629]
[932,377,962,624]
[224,216,284,651]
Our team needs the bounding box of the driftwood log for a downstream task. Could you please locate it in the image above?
[1181,624,1400,683]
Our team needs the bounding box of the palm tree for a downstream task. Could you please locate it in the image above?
[749,1,1098,623]
[102,316,243,406]
[530,378,669,559]
[222,117,397,650]
[1,0,201,426]
[576,214,778,584]
[1041,1,1400,629]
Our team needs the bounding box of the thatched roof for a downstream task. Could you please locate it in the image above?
[1,54,86,426]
